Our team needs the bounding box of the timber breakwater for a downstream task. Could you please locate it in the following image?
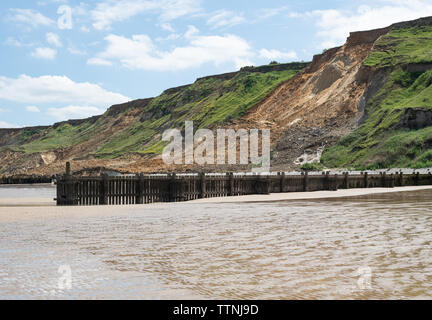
[56,163,432,206]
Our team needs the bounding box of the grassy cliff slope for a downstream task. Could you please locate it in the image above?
[0,63,306,175]
[322,24,432,169]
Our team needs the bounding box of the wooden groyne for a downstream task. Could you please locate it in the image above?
[56,163,432,206]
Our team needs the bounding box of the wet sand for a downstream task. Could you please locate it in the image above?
[2,185,432,209]
[1,187,431,299]
[191,185,432,203]
[0,197,56,207]
[1,186,432,224]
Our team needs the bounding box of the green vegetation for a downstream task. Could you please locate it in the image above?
[300,162,324,171]
[94,66,302,157]
[322,68,432,169]
[21,127,46,140]
[9,24,432,170]
[12,122,95,153]
[322,25,432,169]
[364,26,432,67]
[9,64,303,158]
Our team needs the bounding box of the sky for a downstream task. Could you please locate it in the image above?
[1,0,432,128]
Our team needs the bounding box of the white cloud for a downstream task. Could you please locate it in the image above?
[0,74,130,107]
[47,105,105,121]
[72,2,89,16]
[207,10,246,29]
[288,12,303,18]
[8,8,54,28]
[46,32,62,47]
[87,57,113,66]
[292,1,432,49]
[26,106,41,113]
[160,22,175,32]
[88,32,254,71]
[91,0,201,30]
[31,47,57,60]
[0,121,18,128]
[158,0,201,21]
[184,25,199,38]
[259,6,290,20]
[259,49,298,61]
[91,0,157,30]
[4,37,36,47]
[155,33,181,42]
[37,0,68,5]
[5,37,24,47]
[68,47,87,56]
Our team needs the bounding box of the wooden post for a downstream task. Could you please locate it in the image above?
[266,175,271,194]
[200,172,207,198]
[324,171,329,190]
[64,162,76,206]
[303,171,309,192]
[263,175,270,194]
[415,172,420,186]
[381,172,386,187]
[389,173,394,188]
[255,174,270,194]
[344,172,349,189]
[300,172,304,191]
[100,174,108,205]
[169,173,176,202]
[136,174,144,204]
[280,172,286,193]
[229,172,234,196]
[55,177,63,206]
[179,175,186,201]
[363,172,368,188]
[331,174,338,191]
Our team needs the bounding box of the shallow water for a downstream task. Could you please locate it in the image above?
[0,188,431,299]
[0,184,55,199]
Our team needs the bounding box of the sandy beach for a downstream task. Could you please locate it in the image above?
[1,185,432,222]
[1,185,431,299]
[1,185,432,208]
[191,185,432,203]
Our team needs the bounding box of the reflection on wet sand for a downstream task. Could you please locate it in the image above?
[0,188,431,299]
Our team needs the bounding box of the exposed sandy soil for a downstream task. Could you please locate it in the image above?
[0,27,392,176]
[229,41,374,170]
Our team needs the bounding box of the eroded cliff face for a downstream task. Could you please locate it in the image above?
[0,99,153,176]
[1,63,309,176]
[0,29,386,175]
[230,28,391,170]
[3,18,430,176]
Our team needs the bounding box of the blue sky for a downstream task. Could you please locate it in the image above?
[1,0,432,128]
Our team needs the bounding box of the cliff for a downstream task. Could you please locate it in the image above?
[2,16,432,176]
[0,62,305,175]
